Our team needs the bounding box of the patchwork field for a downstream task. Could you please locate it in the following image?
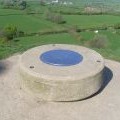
[0,9,62,33]
[0,2,120,61]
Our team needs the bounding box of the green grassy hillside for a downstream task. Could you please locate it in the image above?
[0,1,120,62]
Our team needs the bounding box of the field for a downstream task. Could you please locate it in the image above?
[64,15,120,28]
[0,9,62,33]
[0,2,120,61]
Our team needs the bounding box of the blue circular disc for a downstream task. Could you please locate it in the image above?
[40,49,83,66]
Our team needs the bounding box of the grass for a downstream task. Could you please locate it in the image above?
[80,30,120,61]
[0,30,120,61]
[63,15,120,28]
[0,5,120,62]
[0,9,24,15]
[0,33,80,59]
[0,9,62,33]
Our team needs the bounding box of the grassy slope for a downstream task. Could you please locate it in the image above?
[0,31,120,61]
[0,5,120,61]
[0,33,79,59]
[80,30,120,61]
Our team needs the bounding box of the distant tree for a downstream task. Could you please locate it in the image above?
[0,29,4,38]
[2,0,27,10]
[3,25,18,40]
[18,0,27,10]
[53,13,65,24]
[44,10,66,24]
[2,0,14,8]
[0,1,4,5]
[87,34,108,49]
[40,0,45,6]
[114,23,120,29]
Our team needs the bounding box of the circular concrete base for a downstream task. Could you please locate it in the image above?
[19,44,105,101]
[0,55,120,120]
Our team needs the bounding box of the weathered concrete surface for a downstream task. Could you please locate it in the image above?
[0,55,120,120]
[19,44,105,101]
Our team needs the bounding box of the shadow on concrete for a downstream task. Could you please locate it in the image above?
[101,66,113,91]
[0,61,10,75]
[64,66,113,102]
[80,66,113,101]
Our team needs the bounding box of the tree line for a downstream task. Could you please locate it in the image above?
[0,0,27,10]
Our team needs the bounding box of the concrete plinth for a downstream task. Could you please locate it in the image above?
[19,44,104,101]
